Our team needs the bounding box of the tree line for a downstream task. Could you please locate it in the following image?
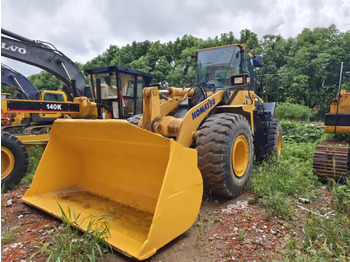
[4,25,350,117]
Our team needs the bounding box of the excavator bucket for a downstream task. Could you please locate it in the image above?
[22,119,203,260]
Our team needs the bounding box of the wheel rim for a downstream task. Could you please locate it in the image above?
[1,146,15,180]
[232,135,249,177]
[277,131,282,156]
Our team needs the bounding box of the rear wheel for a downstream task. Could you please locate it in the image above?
[196,113,254,198]
[1,132,29,190]
[268,120,282,157]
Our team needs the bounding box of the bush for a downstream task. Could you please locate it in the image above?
[281,120,326,143]
[275,103,314,121]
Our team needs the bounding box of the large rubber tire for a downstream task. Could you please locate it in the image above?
[127,114,143,126]
[196,113,254,198]
[1,132,29,190]
[258,120,282,161]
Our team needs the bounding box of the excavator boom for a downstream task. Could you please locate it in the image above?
[1,28,91,99]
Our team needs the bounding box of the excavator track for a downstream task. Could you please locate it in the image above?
[313,139,349,181]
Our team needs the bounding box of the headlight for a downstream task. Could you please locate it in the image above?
[234,77,243,85]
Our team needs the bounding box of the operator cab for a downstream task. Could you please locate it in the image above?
[190,44,263,91]
[87,66,154,119]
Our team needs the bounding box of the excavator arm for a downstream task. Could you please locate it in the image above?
[1,64,39,100]
[1,28,91,100]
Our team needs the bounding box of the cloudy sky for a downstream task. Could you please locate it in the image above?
[1,0,350,76]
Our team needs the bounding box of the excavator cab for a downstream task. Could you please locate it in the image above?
[87,66,154,119]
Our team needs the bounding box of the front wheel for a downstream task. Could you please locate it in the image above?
[196,113,254,198]
[1,132,29,190]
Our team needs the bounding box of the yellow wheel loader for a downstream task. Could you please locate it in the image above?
[22,44,282,260]
[313,62,350,181]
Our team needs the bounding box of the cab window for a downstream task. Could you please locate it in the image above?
[43,93,65,101]
[93,72,118,99]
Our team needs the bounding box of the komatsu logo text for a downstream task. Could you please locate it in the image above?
[192,98,215,120]
[1,42,27,54]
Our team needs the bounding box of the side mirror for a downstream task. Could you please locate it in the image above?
[182,64,189,75]
[252,55,263,67]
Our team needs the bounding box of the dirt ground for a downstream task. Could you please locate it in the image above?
[1,185,333,262]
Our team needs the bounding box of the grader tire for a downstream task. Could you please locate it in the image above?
[196,113,254,198]
[127,114,143,126]
[1,132,29,190]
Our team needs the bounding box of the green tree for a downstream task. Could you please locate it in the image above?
[80,24,350,117]
[129,56,151,73]
[240,29,260,49]
[28,71,61,91]
[1,84,17,98]
[278,25,349,115]
[153,56,173,83]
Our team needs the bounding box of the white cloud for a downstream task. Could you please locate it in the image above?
[1,0,349,76]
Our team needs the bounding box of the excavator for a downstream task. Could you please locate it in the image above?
[1,27,92,147]
[21,44,282,260]
[1,28,92,99]
[313,62,350,181]
[1,29,154,190]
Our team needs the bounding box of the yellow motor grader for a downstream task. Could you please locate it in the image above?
[21,44,282,260]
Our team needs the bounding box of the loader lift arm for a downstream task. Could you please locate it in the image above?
[1,28,91,100]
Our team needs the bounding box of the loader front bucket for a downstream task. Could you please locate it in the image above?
[22,119,203,260]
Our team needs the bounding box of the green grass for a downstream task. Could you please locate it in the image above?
[249,120,350,261]
[32,203,111,261]
[1,225,21,245]
[332,178,350,218]
[249,141,320,219]
[21,145,44,187]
